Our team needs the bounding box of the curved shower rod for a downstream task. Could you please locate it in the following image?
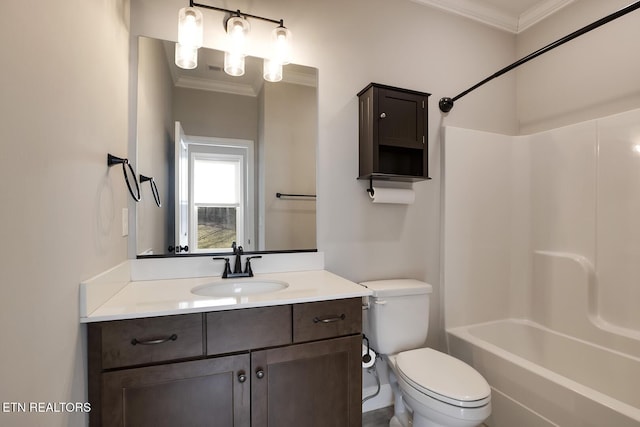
[439,0,640,113]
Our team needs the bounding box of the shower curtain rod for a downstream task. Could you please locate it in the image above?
[438,0,640,113]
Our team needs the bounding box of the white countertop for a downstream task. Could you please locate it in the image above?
[82,270,371,323]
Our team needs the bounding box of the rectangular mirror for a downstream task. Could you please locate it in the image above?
[135,37,318,256]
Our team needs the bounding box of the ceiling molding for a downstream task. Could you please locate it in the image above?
[283,69,318,88]
[411,0,576,34]
[518,0,575,32]
[174,76,258,97]
[411,0,518,32]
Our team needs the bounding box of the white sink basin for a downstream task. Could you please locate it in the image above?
[191,280,289,297]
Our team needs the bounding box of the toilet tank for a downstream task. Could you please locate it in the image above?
[362,279,432,355]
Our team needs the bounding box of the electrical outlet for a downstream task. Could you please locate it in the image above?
[122,208,129,236]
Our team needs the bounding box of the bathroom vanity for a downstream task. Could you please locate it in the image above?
[81,261,369,427]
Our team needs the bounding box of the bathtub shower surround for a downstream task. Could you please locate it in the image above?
[443,108,640,426]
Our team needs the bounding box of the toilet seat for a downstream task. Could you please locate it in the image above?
[395,348,491,408]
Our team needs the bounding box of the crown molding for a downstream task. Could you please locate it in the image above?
[283,69,318,88]
[411,0,517,33]
[174,76,258,97]
[411,0,575,34]
[518,0,575,32]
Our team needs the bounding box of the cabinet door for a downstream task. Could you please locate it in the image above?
[378,87,426,149]
[102,354,250,427]
[251,335,362,427]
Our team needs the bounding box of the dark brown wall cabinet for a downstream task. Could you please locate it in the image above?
[358,83,431,181]
[88,299,362,427]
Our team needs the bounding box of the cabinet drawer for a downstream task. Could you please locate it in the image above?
[293,298,362,343]
[99,314,204,369]
[207,305,292,355]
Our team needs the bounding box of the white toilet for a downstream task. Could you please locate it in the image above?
[362,279,491,427]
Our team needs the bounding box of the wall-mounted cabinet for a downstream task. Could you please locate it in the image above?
[358,83,431,181]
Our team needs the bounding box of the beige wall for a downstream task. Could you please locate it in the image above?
[130,0,518,353]
[173,88,258,141]
[516,0,640,133]
[262,83,317,250]
[136,36,174,255]
[0,0,522,424]
[0,1,130,426]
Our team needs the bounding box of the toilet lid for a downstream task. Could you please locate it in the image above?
[395,348,491,408]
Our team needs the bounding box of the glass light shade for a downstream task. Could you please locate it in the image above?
[263,58,283,82]
[175,43,198,69]
[224,51,245,76]
[226,16,250,52]
[271,26,292,65]
[178,7,203,48]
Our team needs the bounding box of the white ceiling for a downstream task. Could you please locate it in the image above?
[412,0,576,33]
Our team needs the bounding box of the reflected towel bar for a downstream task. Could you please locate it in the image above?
[439,0,640,113]
[276,192,317,199]
[140,174,161,207]
[107,154,141,202]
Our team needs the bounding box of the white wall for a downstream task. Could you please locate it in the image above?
[0,1,130,426]
[516,0,640,133]
[130,0,518,352]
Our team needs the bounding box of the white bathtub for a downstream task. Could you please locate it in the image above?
[447,319,640,427]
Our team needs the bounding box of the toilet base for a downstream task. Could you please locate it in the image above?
[389,415,405,427]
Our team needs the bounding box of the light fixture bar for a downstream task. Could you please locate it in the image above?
[190,0,283,26]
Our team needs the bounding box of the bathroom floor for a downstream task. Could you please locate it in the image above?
[362,406,394,427]
[362,406,489,427]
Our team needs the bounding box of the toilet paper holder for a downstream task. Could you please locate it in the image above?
[362,335,372,364]
[366,177,375,197]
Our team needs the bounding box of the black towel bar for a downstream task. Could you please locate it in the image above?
[276,192,316,199]
[140,174,161,207]
[107,154,140,202]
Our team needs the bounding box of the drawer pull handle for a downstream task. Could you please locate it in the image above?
[256,369,265,379]
[131,334,178,346]
[238,371,247,383]
[313,314,346,324]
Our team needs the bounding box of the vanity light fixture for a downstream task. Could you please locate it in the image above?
[224,15,250,76]
[175,1,293,81]
[175,6,203,69]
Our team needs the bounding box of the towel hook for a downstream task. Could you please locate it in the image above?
[140,174,161,207]
[107,154,141,202]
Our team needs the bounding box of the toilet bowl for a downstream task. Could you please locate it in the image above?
[361,279,491,427]
[388,349,491,427]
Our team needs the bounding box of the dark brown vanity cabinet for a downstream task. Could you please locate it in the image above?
[358,83,431,181]
[88,299,362,427]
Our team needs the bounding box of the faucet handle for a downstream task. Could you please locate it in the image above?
[213,257,232,278]
[244,256,262,276]
[231,241,244,254]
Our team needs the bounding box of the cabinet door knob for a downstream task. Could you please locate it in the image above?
[256,369,265,379]
[238,371,247,383]
[380,112,387,119]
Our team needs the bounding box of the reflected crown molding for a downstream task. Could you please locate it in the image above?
[174,75,259,96]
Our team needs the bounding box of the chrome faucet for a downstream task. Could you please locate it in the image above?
[213,242,261,278]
